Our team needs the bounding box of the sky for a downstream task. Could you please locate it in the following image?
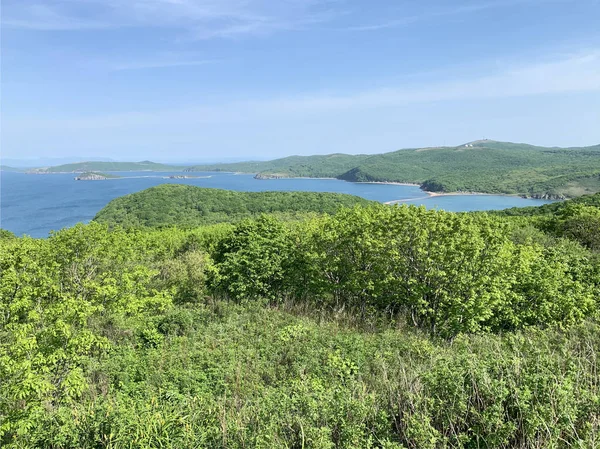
[1,0,600,162]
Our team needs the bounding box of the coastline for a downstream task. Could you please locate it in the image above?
[356,180,526,199]
[385,191,529,205]
[255,176,555,201]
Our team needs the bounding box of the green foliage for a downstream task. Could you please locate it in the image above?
[156,250,213,304]
[94,184,374,228]
[498,191,600,217]
[188,140,600,198]
[2,196,600,447]
[212,215,293,301]
[498,193,600,251]
[2,298,599,448]
[212,205,596,338]
[0,229,16,239]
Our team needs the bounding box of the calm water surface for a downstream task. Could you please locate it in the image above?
[1,171,554,238]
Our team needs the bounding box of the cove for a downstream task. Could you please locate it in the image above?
[0,171,554,238]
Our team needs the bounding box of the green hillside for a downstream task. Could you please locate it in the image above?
[94,184,375,227]
[188,153,371,178]
[339,141,600,198]
[31,160,184,173]
[3,195,600,447]
[187,140,600,198]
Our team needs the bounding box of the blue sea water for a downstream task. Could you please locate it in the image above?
[1,171,554,238]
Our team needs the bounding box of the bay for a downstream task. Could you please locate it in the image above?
[1,171,554,238]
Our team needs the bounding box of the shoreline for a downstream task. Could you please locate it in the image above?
[254,175,558,201]
[355,180,528,199]
[385,191,531,205]
[24,169,560,201]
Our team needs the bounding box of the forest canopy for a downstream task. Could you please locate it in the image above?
[93,184,375,228]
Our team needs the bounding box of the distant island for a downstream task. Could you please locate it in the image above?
[29,160,185,174]
[74,172,121,181]
[186,140,600,199]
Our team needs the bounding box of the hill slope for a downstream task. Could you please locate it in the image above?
[94,184,375,227]
[30,160,184,173]
[187,140,600,198]
[188,153,371,178]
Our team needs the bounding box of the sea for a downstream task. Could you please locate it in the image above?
[0,171,554,238]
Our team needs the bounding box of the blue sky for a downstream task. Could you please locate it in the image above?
[2,0,600,162]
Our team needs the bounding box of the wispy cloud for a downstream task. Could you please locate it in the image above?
[1,0,340,38]
[348,0,565,32]
[1,2,116,30]
[8,49,599,130]
[110,58,218,71]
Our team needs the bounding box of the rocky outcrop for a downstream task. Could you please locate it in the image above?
[75,172,115,181]
[254,173,289,180]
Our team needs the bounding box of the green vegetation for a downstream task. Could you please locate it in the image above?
[30,160,184,173]
[2,192,600,448]
[189,140,600,198]
[189,153,371,178]
[495,192,600,252]
[497,191,600,216]
[0,229,16,239]
[94,184,375,227]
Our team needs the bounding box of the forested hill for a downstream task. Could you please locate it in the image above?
[29,160,184,173]
[187,140,600,199]
[187,153,372,178]
[93,184,374,227]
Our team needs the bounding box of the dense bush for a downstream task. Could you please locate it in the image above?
[212,205,598,338]
[1,199,600,447]
[499,196,600,252]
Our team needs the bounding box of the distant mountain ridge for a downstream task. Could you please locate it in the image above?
[29,161,185,173]
[0,165,23,172]
[14,140,600,198]
[187,140,600,199]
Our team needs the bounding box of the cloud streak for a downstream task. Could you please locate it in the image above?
[109,58,218,71]
[7,50,599,131]
[348,0,568,32]
[1,0,339,38]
